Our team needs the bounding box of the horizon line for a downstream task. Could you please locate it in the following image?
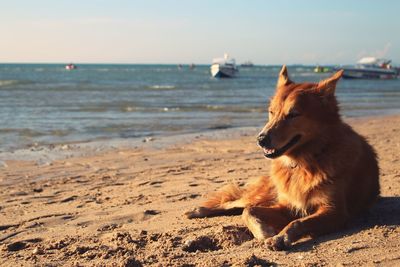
[0,61,349,66]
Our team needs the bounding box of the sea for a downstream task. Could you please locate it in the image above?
[1,64,400,152]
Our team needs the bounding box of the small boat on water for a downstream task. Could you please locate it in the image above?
[210,53,238,78]
[65,63,77,70]
[340,57,399,79]
[314,65,331,73]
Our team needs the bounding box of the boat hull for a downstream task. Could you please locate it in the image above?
[211,64,238,78]
[342,67,398,79]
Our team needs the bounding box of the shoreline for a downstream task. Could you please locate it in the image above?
[0,114,399,266]
[1,112,398,164]
[0,125,260,164]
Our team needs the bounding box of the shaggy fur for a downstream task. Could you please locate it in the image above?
[186,66,380,250]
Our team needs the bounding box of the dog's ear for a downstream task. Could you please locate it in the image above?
[316,70,344,95]
[277,65,293,88]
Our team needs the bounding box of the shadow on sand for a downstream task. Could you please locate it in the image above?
[291,196,400,251]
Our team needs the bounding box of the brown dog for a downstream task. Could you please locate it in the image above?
[186,66,380,250]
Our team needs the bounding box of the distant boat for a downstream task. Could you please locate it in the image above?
[210,53,238,78]
[314,65,331,73]
[189,63,196,70]
[65,63,77,70]
[340,57,399,79]
[241,61,254,67]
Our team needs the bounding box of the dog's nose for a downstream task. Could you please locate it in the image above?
[257,133,271,148]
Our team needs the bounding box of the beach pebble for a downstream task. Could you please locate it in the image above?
[0,160,8,168]
[184,239,193,246]
[32,247,44,255]
[144,209,161,215]
[33,188,43,193]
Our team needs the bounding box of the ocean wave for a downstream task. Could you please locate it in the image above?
[205,105,263,113]
[123,106,181,112]
[161,107,180,112]
[0,128,46,137]
[0,80,19,87]
[68,106,109,112]
[148,85,176,90]
[152,68,177,72]
[291,72,322,77]
[0,79,36,88]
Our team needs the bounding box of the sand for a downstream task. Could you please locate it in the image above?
[0,115,399,266]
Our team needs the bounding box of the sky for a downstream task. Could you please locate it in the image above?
[0,0,399,65]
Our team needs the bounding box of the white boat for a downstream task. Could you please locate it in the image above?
[210,53,238,78]
[341,57,399,79]
[65,63,77,70]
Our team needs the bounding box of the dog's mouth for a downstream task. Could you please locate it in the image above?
[263,135,302,159]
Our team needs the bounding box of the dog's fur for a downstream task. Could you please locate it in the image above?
[186,66,380,250]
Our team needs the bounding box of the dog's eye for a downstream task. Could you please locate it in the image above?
[286,110,300,119]
[269,110,274,116]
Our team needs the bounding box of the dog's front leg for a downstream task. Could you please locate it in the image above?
[266,206,348,250]
[242,204,296,239]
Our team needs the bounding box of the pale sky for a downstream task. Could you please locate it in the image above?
[1,0,399,64]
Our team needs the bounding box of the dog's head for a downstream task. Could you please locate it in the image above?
[258,65,343,159]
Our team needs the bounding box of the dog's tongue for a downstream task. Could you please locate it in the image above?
[263,148,275,155]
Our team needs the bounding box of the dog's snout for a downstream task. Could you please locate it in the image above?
[257,133,271,148]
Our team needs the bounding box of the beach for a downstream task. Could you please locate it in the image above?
[1,115,399,266]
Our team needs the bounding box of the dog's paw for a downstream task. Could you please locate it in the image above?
[185,207,207,219]
[265,234,291,251]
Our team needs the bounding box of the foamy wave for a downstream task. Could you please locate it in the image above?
[0,80,18,87]
[205,105,263,113]
[162,107,180,112]
[121,106,137,112]
[148,85,176,90]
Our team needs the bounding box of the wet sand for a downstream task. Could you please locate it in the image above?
[0,115,399,266]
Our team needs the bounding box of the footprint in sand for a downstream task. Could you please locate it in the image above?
[166,193,200,202]
[5,238,42,252]
[143,210,161,215]
[132,210,161,221]
[6,241,27,251]
[0,224,19,231]
[97,223,120,232]
[178,194,200,201]
[137,181,150,186]
[182,236,221,253]
[149,181,164,187]
[60,195,78,203]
